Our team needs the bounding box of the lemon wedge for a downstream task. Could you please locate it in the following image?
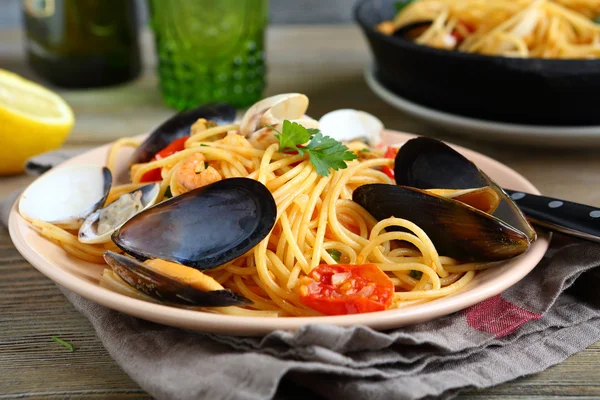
[0,69,74,175]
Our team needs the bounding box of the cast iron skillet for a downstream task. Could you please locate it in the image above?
[354,0,600,126]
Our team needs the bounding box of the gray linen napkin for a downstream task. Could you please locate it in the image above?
[4,150,600,400]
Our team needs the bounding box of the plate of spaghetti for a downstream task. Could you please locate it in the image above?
[9,93,549,335]
[355,0,600,128]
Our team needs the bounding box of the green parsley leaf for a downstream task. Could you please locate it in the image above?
[273,120,311,152]
[164,186,173,198]
[274,121,358,177]
[594,16,600,24]
[327,249,342,262]
[200,143,209,147]
[360,148,371,153]
[304,132,358,176]
[409,270,423,280]
[52,336,75,352]
[394,0,414,13]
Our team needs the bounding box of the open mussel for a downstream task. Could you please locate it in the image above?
[426,187,500,215]
[130,103,236,165]
[19,164,112,225]
[78,183,160,244]
[112,178,277,270]
[104,251,250,307]
[353,184,529,262]
[394,137,536,242]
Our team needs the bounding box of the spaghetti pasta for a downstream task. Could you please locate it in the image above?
[377,0,600,59]
[27,118,495,317]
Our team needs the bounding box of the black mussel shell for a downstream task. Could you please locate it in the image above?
[394,137,536,241]
[130,103,236,165]
[353,184,530,262]
[393,21,432,41]
[104,251,250,307]
[113,178,277,270]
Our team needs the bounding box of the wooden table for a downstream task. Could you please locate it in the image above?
[2,25,600,399]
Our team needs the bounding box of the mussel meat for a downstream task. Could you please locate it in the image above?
[426,187,500,214]
[112,178,277,270]
[353,184,529,262]
[130,103,236,165]
[104,251,250,307]
[318,109,383,146]
[394,137,536,242]
[78,183,160,244]
[19,164,112,225]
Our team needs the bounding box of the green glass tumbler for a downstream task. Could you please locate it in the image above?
[148,0,268,110]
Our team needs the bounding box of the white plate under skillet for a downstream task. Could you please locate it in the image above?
[365,66,600,148]
[9,131,550,336]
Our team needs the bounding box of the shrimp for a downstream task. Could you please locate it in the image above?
[175,153,222,192]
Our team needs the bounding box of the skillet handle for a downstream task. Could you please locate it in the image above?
[504,189,600,243]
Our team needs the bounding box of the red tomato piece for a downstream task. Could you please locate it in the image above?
[139,136,190,182]
[299,264,394,315]
[382,166,395,180]
[140,167,162,182]
[384,146,398,159]
[155,136,189,159]
[381,146,398,179]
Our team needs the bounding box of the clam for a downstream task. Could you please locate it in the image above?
[78,183,160,244]
[394,137,536,241]
[104,251,250,307]
[19,164,111,225]
[130,103,236,165]
[353,184,529,262]
[318,109,383,146]
[239,93,319,148]
[112,178,277,270]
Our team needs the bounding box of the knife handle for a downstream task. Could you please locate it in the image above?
[504,189,600,243]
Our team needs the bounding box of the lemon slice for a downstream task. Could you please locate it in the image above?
[0,69,74,175]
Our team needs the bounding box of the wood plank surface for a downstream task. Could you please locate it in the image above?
[2,25,600,399]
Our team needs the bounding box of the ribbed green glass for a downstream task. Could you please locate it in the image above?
[148,0,268,110]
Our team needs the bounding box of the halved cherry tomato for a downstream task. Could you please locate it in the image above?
[381,146,398,180]
[299,264,394,315]
[140,136,190,182]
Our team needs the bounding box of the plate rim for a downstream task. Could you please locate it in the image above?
[8,131,550,336]
[364,66,600,143]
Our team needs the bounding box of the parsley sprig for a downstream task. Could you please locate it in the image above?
[271,120,358,177]
[327,249,342,262]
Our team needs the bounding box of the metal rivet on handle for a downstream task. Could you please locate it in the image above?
[590,211,600,219]
[548,201,563,209]
[511,192,526,200]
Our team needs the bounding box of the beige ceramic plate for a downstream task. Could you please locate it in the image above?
[9,131,550,336]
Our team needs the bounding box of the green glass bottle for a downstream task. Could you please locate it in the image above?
[22,0,141,88]
[148,0,268,110]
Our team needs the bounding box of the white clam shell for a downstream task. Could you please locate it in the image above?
[240,93,318,141]
[78,183,161,244]
[318,109,384,146]
[18,164,112,225]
